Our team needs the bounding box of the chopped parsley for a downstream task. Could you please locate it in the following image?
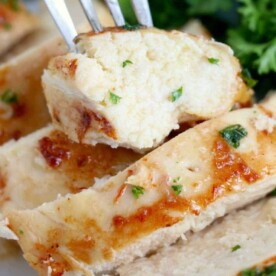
[219,124,248,149]
[241,68,258,88]
[231,244,241,252]
[208,57,220,65]
[18,229,24,235]
[173,176,181,184]
[123,23,142,31]
[3,22,12,30]
[132,186,145,199]
[109,91,121,104]
[1,89,18,104]
[122,59,133,68]
[170,87,183,102]
[171,185,183,195]
[240,263,276,276]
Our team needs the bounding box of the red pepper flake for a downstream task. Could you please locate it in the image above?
[114,184,127,204]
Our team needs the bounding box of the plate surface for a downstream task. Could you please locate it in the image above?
[0,240,35,276]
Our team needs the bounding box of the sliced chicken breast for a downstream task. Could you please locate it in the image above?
[0,125,140,214]
[0,1,37,56]
[42,27,251,151]
[3,94,276,275]
[117,196,276,276]
[0,35,68,145]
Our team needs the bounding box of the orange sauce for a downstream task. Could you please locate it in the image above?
[213,137,259,185]
[38,130,140,193]
[111,137,260,248]
[67,236,95,264]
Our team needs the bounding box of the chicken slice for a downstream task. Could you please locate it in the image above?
[117,196,276,276]
[0,34,68,145]
[3,94,276,275]
[0,125,140,214]
[42,27,250,151]
[0,1,37,56]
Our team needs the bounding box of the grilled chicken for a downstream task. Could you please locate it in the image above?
[0,35,68,145]
[0,1,37,56]
[117,196,276,276]
[3,94,276,275]
[0,125,140,214]
[42,27,251,151]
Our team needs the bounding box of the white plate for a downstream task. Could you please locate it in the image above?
[0,240,35,276]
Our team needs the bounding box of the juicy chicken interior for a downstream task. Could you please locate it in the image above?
[0,1,37,56]
[117,196,276,276]
[0,125,140,214]
[3,94,276,275]
[42,27,251,151]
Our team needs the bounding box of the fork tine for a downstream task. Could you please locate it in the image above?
[131,0,153,27]
[104,0,125,26]
[44,0,78,51]
[79,0,103,32]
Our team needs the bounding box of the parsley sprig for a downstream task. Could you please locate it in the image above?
[109,91,122,104]
[171,185,183,195]
[219,124,248,149]
[170,87,183,102]
[231,244,241,252]
[208,57,220,65]
[122,60,133,68]
[132,186,145,199]
[1,89,18,104]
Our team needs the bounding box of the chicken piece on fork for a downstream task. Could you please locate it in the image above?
[42,0,252,151]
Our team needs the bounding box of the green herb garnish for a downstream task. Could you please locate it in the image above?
[18,229,24,235]
[122,60,133,68]
[109,92,121,104]
[173,177,181,184]
[208,57,220,64]
[171,185,183,195]
[1,89,18,104]
[241,68,258,88]
[231,244,241,252]
[170,87,183,102]
[219,124,248,149]
[3,22,12,30]
[123,23,142,31]
[132,186,145,199]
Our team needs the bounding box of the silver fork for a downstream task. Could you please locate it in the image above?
[44,0,153,52]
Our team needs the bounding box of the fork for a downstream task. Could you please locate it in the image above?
[44,0,153,51]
